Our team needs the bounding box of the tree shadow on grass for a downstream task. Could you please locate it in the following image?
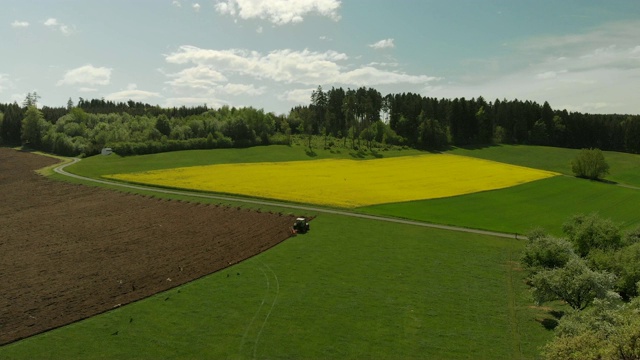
[574,175,619,185]
[537,318,559,330]
[536,310,565,330]
[305,148,317,157]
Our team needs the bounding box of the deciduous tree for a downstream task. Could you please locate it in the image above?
[521,235,578,275]
[562,213,622,257]
[543,293,640,360]
[21,106,49,148]
[570,148,609,180]
[531,257,615,310]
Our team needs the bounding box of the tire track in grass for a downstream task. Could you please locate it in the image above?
[253,262,280,359]
[237,262,280,359]
[239,264,269,358]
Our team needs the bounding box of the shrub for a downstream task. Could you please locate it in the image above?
[571,148,609,180]
[562,213,623,257]
[521,234,577,274]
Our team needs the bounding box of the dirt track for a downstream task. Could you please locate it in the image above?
[0,148,297,345]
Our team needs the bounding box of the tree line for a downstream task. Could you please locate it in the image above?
[297,86,640,153]
[1,88,640,156]
[0,95,293,156]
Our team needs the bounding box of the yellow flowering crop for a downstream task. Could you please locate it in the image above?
[106,154,558,208]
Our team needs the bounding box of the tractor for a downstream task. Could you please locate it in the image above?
[292,217,310,234]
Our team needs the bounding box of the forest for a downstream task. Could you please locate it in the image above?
[1,87,640,157]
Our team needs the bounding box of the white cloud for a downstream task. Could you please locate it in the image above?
[10,93,27,103]
[165,45,436,87]
[215,2,235,16]
[214,0,341,25]
[256,26,263,33]
[79,87,98,92]
[172,0,182,7]
[106,89,162,102]
[535,70,567,80]
[166,65,228,89]
[165,97,226,108]
[221,83,266,96]
[192,3,201,12]
[0,74,13,92]
[521,21,640,53]
[44,17,74,35]
[166,46,346,84]
[57,65,112,86]
[44,18,59,27]
[431,63,640,114]
[11,20,29,28]
[279,88,315,103]
[369,38,395,50]
[426,20,640,114]
[59,24,72,35]
[367,61,399,68]
[336,67,439,86]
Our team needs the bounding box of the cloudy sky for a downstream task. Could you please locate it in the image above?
[2,0,640,115]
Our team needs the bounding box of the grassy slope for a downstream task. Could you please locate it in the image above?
[0,215,552,359]
[448,144,640,187]
[361,145,640,235]
[68,144,424,178]
[360,176,640,235]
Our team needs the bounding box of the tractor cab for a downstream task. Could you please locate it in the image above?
[292,217,310,234]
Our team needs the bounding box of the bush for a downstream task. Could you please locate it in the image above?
[571,148,609,180]
[522,235,578,274]
[613,243,640,298]
[268,132,291,146]
[562,213,623,257]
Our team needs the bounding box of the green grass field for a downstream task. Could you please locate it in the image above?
[448,144,640,187]
[0,215,553,359]
[360,176,640,235]
[5,142,637,359]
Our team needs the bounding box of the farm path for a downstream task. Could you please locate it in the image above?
[55,158,522,240]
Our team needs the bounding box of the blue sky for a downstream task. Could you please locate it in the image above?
[2,0,639,115]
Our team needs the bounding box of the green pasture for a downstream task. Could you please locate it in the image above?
[360,176,640,236]
[0,215,553,359]
[448,144,640,187]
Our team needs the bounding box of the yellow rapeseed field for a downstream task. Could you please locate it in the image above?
[106,154,558,208]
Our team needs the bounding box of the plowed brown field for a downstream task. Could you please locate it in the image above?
[0,148,297,345]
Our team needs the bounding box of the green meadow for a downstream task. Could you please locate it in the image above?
[4,143,639,359]
[0,215,552,359]
[360,176,640,236]
[449,144,640,187]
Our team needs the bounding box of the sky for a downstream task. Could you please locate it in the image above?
[2,0,640,115]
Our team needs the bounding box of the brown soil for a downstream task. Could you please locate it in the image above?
[0,148,297,345]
